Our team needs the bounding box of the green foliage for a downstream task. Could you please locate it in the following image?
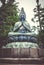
[5,3,19,24]
[0,1,19,36]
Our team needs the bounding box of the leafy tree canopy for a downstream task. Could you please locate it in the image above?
[0,0,19,36]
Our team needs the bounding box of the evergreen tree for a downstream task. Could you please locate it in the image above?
[32,0,44,48]
[0,0,19,36]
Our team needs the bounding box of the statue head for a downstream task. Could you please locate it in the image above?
[19,7,26,22]
[21,7,24,12]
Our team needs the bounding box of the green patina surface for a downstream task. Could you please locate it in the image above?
[2,42,39,48]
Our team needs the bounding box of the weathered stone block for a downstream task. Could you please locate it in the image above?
[39,48,44,57]
[2,48,11,57]
[0,48,3,57]
[11,48,20,57]
[20,48,30,58]
[30,48,39,58]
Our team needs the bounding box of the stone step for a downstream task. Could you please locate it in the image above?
[0,58,44,64]
[0,64,44,65]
